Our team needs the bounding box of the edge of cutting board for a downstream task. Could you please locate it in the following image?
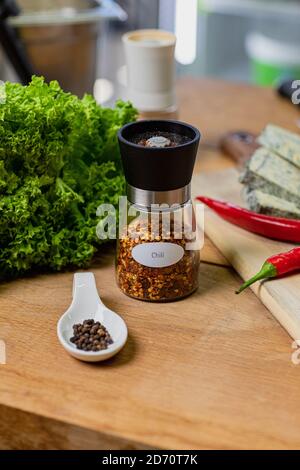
[192,168,300,341]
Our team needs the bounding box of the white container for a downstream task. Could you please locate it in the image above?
[122,29,176,112]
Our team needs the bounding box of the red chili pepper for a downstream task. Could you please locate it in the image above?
[197,196,300,243]
[236,247,300,293]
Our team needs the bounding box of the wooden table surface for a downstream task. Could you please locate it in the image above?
[1,79,300,450]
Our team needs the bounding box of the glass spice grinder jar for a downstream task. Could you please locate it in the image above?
[117,120,201,302]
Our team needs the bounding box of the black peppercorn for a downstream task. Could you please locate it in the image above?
[70,319,113,352]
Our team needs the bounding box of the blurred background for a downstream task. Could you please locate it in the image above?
[0,0,299,105]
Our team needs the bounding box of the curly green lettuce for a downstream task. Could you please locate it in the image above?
[0,76,137,279]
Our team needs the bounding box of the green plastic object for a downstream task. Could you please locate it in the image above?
[250,58,300,87]
[246,33,300,87]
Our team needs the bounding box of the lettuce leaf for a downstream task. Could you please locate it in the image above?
[0,76,137,279]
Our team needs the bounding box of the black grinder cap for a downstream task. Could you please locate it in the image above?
[118,120,201,192]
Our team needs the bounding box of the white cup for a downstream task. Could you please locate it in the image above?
[122,29,177,112]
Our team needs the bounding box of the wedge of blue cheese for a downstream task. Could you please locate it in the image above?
[258,124,300,168]
[244,189,300,219]
[240,147,300,206]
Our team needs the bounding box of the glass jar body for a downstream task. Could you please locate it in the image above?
[116,200,200,302]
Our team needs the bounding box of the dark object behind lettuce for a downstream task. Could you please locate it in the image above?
[0,76,137,279]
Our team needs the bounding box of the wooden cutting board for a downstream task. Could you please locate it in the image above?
[192,168,300,341]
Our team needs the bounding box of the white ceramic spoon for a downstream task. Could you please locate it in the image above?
[57,272,128,362]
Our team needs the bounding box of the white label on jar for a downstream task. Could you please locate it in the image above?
[131,242,184,268]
